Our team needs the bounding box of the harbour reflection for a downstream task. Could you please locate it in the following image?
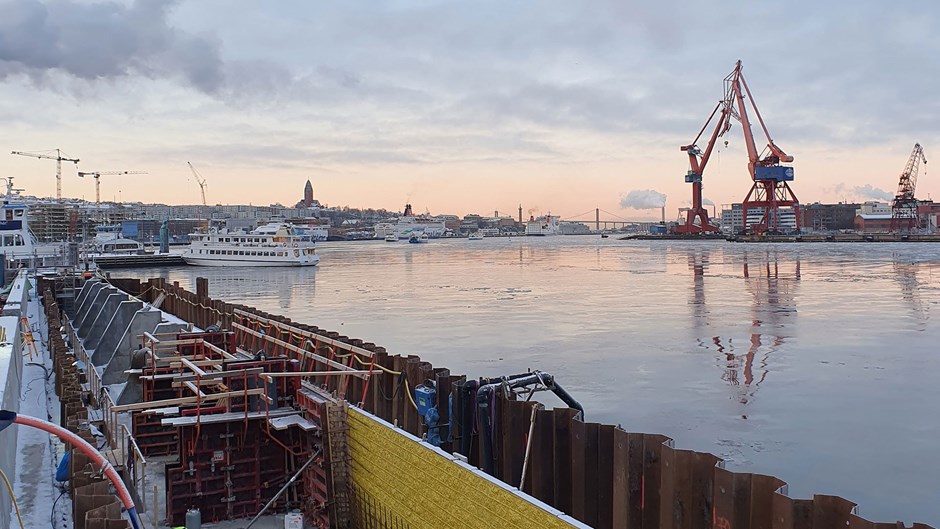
[716,250,799,412]
[892,255,929,327]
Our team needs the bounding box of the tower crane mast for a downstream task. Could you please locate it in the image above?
[10,149,80,201]
[890,143,927,233]
[78,170,148,205]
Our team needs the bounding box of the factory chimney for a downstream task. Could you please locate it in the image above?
[661,206,666,224]
[518,204,523,224]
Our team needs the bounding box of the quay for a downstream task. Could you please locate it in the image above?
[0,271,933,529]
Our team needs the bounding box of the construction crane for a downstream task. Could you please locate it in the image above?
[680,60,798,235]
[187,162,208,206]
[890,143,927,233]
[10,149,80,201]
[77,170,148,206]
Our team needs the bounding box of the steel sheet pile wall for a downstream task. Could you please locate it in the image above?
[115,277,933,529]
[42,289,131,529]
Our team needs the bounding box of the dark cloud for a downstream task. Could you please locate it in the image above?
[0,0,225,92]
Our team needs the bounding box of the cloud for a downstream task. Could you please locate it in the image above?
[620,189,666,209]
[0,0,226,92]
[853,184,894,201]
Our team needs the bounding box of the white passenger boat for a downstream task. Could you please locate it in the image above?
[467,232,484,240]
[182,223,319,267]
[87,225,147,255]
[0,177,68,266]
[384,234,399,242]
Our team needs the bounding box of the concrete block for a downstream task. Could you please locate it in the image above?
[153,322,190,336]
[73,281,103,324]
[85,293,128,351]
[101,309,161,386]
[78,286,116,339]
[90,300,142,366]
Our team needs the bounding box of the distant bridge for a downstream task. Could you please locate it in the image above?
[560,208,660,230]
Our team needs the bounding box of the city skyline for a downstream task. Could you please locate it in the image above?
[1,1,937,220]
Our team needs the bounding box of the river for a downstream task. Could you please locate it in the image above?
[120,235,940,523]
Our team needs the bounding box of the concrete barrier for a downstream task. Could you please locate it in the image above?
[91,300,143,367]
[72,280,102,322]
[101,309,162,386]
[85,293,128,350]
[0,271,29,529]
[78,286,117,339]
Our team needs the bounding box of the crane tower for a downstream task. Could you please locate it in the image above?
[680,61,798,235]
[11,149,80,201]
[890,143,927,233]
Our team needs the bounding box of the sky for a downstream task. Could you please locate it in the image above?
[0,0,938,221]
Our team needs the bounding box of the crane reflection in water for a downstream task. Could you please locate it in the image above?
[705,249,800,414]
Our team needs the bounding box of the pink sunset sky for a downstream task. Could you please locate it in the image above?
[1,1,936,221]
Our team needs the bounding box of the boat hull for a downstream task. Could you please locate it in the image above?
[182,256,319,267]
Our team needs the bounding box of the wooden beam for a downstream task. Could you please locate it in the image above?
[109,388,266,413]
[232,323,369,379]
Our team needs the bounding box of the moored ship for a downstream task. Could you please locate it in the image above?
[373,203,447,239]
[182,222,319,266]
[525,214,560,236]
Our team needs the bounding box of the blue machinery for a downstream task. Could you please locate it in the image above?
[415,371,584,476]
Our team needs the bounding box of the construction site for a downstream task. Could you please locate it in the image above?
[0,267,932,529]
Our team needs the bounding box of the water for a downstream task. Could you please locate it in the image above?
[122,236,940,523]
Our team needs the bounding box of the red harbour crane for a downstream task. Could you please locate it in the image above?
[890,143,927,233]
[679,61,798,235]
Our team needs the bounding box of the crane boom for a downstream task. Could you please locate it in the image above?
[891,143,927,233]
[78,170,148,206]
[187,162,208,206]
[11,149,80,201]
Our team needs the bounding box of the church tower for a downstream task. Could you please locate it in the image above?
[303,180,314,207]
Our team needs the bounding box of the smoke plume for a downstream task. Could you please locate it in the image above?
[0,0,225,93]
[853,184,894,201]
[619,189,667,209]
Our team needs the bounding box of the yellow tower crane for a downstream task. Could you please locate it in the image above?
[11,148,80,201]
[78,170,148,205]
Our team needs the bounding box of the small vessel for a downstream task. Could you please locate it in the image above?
[468,232,484,240]
[182,223,319,267]
[87,225,147,255]
[408,233,429,244]
[525,214,560,236]
[600,234,609,239]
[384,234,399,242]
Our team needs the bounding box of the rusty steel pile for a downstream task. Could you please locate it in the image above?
[33,272,934,529]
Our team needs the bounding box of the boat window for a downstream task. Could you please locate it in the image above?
[1,235,8,246]
[14,235,23,246]
[13,210,22,218]
[4,210,11,220]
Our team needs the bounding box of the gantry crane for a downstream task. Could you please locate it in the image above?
[680,60,798,235]
[187,162,208,206]
[10,149,80,201]
[890,143,927,233]
[78,170,149,205]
